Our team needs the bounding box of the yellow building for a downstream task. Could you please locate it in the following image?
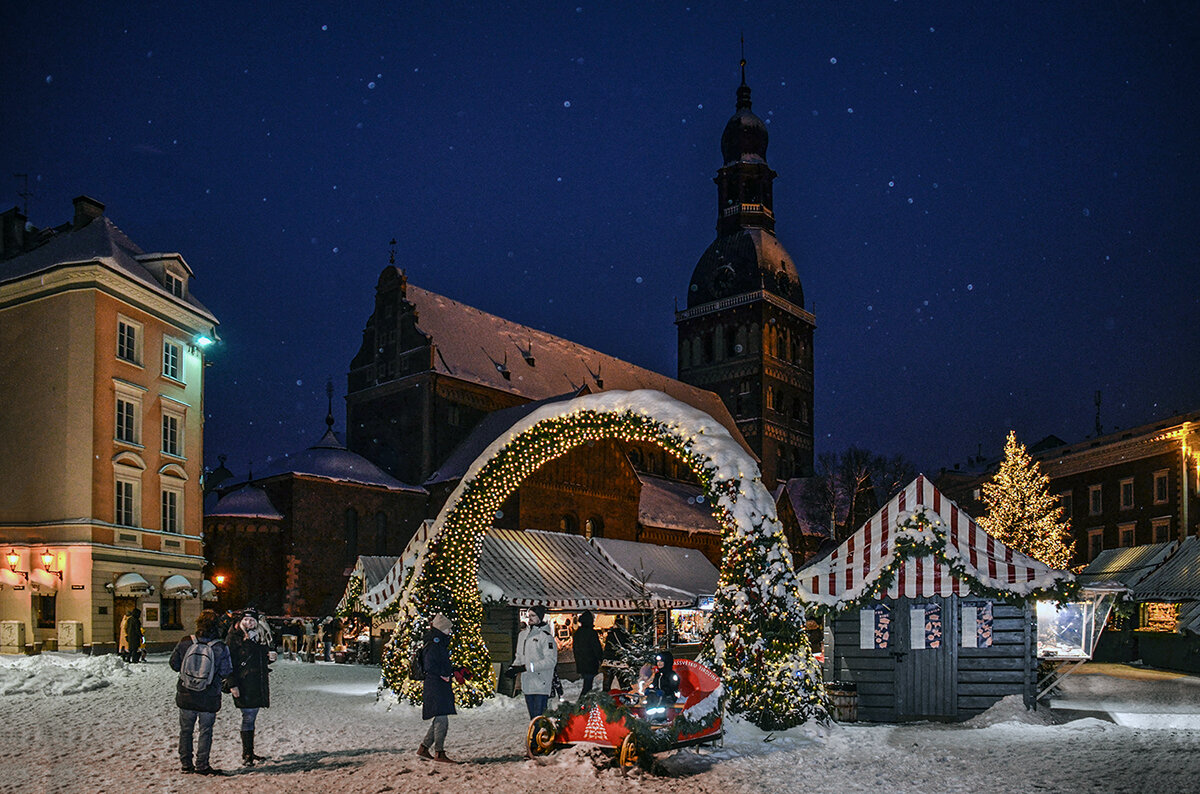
[0,196,219,653]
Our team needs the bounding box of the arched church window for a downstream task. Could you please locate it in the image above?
[344,508,359,564]
[560,514,579,535]
[584,516,604,539]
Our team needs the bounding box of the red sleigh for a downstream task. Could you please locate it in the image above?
[525,658,724,768]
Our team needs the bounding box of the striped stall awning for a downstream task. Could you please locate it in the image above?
[796,475,1072,608]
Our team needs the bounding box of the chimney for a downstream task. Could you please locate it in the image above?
[1,206,26,259]
[72,195,105,229]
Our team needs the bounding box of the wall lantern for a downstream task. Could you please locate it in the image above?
[40,550,63,581]
[6,550,28,581]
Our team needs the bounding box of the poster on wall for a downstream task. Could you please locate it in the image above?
[142,603,161,628]
[860,603,891,649]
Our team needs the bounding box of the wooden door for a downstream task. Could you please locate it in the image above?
[893,595,958,720]
[113,597,138,643]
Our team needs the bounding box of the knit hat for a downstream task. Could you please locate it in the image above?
[431,613,452,635]
[531,605,547,621]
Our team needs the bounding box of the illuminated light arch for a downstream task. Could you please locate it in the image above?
[363,389,812,714]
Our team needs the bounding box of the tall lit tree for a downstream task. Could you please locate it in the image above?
[978,431,1074,569]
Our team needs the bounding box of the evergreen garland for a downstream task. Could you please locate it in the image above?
[540,689,723,755]
[336,573,364,618]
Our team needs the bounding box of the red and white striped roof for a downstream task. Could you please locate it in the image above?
[796,475,1072,608]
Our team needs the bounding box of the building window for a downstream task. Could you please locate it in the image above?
[35,595,56,629]
[766,386,775,411]
[375,512,388,555]
[1120,478,1134,511]
[1118,522,1135,548]
[739,380,751,395]
[165,271,184,298]
[1059,491,1073,519]
[559,513,578,535]
[162,338,184,382]
[584,516,604,539]
[1154,470,1169,505]
[161,411,183,457]
[161,598,183,630]
[161,487,181,533]
[117,316,142,365]
[344,509,359,563]
[115,477,139,527]
[447,404,461,426]
[1152,517,1171,544]
[1088,485,1103,516]
[1087,528,1104,561]
[116,397,138,444]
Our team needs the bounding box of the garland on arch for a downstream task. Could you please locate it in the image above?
[803,510,1079,618]
[335,573,364,618]
[540,688,725,755]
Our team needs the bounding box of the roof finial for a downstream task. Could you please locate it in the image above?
[325,378,335,431]
[740,33,747,86]
[388,238,396,266]
[247,460,254,481]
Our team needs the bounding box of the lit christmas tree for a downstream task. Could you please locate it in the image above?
[978,430,1074,569]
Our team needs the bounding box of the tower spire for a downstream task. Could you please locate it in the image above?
[325,378,335,432]
[740,33,747,85]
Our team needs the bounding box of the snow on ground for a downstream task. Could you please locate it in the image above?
[2,655,1199,793]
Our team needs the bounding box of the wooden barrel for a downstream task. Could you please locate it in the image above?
[827,682,858,723]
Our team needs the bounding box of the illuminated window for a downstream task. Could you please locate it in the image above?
[162,338,184,382]
[1140,602,1179,633]
[161,409,184,458]
[1087,528,1104,561]
[1088,485,1103,516]
[584,516,604,539]
[1119,478,1134,510]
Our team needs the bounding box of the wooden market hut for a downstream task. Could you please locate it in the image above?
[797,476,1074,722]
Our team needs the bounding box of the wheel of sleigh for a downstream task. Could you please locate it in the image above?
[526,716,643,769]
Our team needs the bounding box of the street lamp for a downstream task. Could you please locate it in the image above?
[5,550,28,581]
[40,550,62,581]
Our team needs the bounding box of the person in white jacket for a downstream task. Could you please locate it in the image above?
[512,605,558,720]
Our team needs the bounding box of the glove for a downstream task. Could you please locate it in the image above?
[453,668,466,685]
[506,664,526,678]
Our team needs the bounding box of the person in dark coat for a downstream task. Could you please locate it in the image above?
[417,613,461,764]
[123,608,144,662]
[646,649,680,721]
[571,611,603,696]
[169,608,234,775]
[225,610,276,766]
[601,619,631,691]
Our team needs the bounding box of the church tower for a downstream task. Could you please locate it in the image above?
[676,62,815,487]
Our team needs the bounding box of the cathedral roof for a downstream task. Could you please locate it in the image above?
[687,227,803,308]
[397,283,750,454]
[257,428,426,492]
[206,484,283,520]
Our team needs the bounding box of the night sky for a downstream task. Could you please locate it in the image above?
[4,2,1198,481]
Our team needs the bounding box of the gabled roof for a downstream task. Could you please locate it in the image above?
[796,475,1073,607]
[636,473,721,534]
[0,214,216,322]
[1132,536,1200,601]
[478,528,692,611]
[206,484,283,520]
[401,283,751,458]
[1079,541,1179,589]
[592,536,718,602]
[257,428,426,493]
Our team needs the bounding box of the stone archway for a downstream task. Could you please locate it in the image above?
[366,390,824,725]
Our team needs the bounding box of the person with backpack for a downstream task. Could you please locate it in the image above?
[169,608,234,775]
[225,609,276,767]
[416,613,464,764]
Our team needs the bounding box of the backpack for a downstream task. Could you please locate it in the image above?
[179,636,218,692]
[409,643,426,681]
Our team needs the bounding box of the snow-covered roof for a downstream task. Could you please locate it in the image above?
[796,475,1073,607]
[1079,541,1179,589]
[478,529,694,611]
[0,214,216,322]
[591,536,718,602]
[357,556,401,590]
[635,473,722,534]
[1132,536,1200,602]
[205,484,283,520]
[256,429,426,492]
[400,283,753,459]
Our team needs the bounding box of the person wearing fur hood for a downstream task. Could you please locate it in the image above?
[225,610,276,767]
[512,605,558,720]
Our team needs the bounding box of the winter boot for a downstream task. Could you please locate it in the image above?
[241,730,262,766]
[417,744,433,760]
[435,751,458,764]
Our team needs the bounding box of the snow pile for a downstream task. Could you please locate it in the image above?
[963,695,1053,728]
[0,652,137,695]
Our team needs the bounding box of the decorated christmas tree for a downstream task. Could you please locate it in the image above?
[978,430,1074,569]
[701,477,828,731]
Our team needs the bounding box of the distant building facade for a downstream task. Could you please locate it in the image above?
[937,411,1200,567]
[0,197,219,652]
[676,70,816,487]
[204,422,427,616]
